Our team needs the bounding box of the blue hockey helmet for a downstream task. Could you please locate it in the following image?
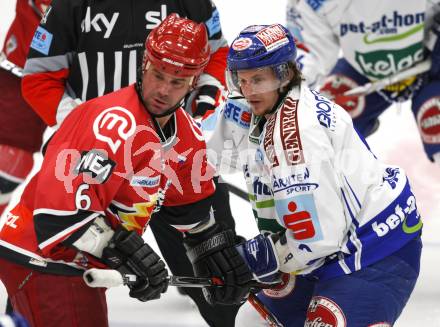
[226,24,297,95]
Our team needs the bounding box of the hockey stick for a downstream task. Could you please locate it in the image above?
[83,268,227,289]
[83,268,280,290]
[343,58,431,97]
[84,268,284,327]
[247,293,284,327]
[0,52,23,78]
[226,182,249,202]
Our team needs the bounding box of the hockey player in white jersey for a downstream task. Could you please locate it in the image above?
[199,24,423,326]
[286,0,440,165]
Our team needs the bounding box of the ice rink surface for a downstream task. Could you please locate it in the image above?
[0,0,439,326]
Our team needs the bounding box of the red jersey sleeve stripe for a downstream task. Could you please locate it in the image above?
[22,68,70,126]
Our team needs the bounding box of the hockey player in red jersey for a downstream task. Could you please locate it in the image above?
[0,0,50,216]
[20,1,240,325]
[0,14,253,327]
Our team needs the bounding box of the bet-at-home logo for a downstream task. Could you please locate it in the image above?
[355,42,423,80]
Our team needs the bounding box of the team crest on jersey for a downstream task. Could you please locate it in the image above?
[383,167,399,189]
[93,107,136,153]
[306,296,346,327]
[416,97,440,144]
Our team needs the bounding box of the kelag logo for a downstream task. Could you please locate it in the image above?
[355,42,423,80]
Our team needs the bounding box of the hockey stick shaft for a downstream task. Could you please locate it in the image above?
[0,52,23,78]
[83,268,221,288]
[226,182,249,202]
[248,293,284,327]
[84,268,283,326]
[343,58,431,97]
[83,268,276,289]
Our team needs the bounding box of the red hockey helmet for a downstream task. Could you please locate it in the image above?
[144,13,211,78]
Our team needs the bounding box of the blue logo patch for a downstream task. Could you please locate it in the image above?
[223,101,251,128]
[30,26,53,55]
[205,9,221,37]
[275,194,323,243]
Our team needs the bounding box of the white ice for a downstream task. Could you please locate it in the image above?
[0,0,439,326]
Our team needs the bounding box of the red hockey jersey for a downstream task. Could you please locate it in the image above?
[0,85,215,275]
[2,0,51,67]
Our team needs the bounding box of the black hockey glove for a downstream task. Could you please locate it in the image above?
[187,84,221,117]
[102,226,168,302]
[183,223,253,305]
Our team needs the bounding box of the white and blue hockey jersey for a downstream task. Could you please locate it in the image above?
[202,82,423,280]
[286,0,440,86]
